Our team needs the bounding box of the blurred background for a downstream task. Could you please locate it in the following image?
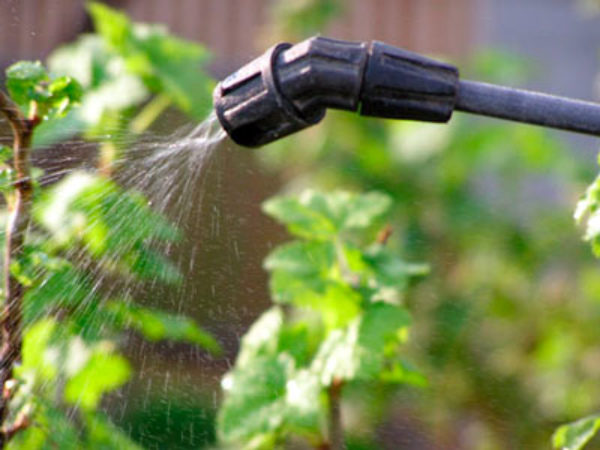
[3,0,600,449]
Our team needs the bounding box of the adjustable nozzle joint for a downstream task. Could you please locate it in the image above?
[214,36,459,147]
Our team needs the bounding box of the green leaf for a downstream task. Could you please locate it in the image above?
[6,61,48,107]
[104,301,221,354]
[356,302,412,379]
[19,318,59,381]
[235,307,321,374]
[235,307,285,368]
[310,323,360,385]
[124,244,182,285]
[218,353,292,443]
[45,34,149,143]
[5,60,82,121]
[363,244,429,290]
[277,320,321,368]
[282,369,321,433]
[342,192,392,230]
[311,302,413,385]
[575,174,600,257]
[35,171,181,283]
[271,271,361,329]
[47,34,108,89]
[263,190,392,239]
[0,145,12,164]
[22,256,95,320]
[84,413,144,449]
[219,356,321,446]
[343,243,429,301]
[263,194,338,240]
[0,165,14,194]
[88,2,213,119]
[265,240,360,329]
[219,307,321,445]
[380,360,428,387]
[64,343,131,410]
[264,240,335,275]
[553,414,600,450]
[47,76,83,116]
[88,2,129,45]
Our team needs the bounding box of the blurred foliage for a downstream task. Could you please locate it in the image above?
[5,61,82,120]
[468,49,535,85]
[265,0,343,41]
[257,105,600,449]
[87,2,213,121]
[575,165,600,257]
[544,2,600,448]
[119,394,217,449]
[0,3,217,449]
[38,1,213,171]
[254,1,600,448]
[562,158,600,448]
[577,0,600,15]
[218,190,426,448]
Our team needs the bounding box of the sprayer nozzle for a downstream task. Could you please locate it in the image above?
[213,36,459,147]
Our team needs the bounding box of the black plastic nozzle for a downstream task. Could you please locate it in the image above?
[360,42,458,122]
[214,36,459,147]
[213,42,321,148]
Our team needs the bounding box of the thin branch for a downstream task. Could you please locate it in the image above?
[376,224,393,246]
[2,409,30,442]
[0,90,36,448]
[0,93,26,139]
[327,378,344,450]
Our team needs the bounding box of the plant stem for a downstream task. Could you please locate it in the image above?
[0,91,36,447]
[98,141,117,177]
[98,94,172,176]
[129,93,172,135]
[376,224,393,245]
[327,378,344,450]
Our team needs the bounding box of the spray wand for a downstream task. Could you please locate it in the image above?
[213,36,600,147]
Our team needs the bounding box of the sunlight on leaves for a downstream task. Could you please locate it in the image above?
[0,5,219,448]
[105,300,221,354]
[263,190,391,240]
[6,61,82,120]
[35,171,181,283]
[220,190,425,446]
[6,61,48,106]
[64,344,131,410]
[219,353,293,444]
[575,173,600,256]
[88,1,213,120]
[553,414,600,450]
[218,308,321,446]
[20,318,59,381]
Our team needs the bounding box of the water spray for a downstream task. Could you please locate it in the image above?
[213,36,600,147]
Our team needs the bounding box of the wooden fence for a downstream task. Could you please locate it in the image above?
[0,0,477,73]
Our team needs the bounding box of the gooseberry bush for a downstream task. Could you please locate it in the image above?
[551,173,600,450]
[0,3,217,448]
[218,190,427,448]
